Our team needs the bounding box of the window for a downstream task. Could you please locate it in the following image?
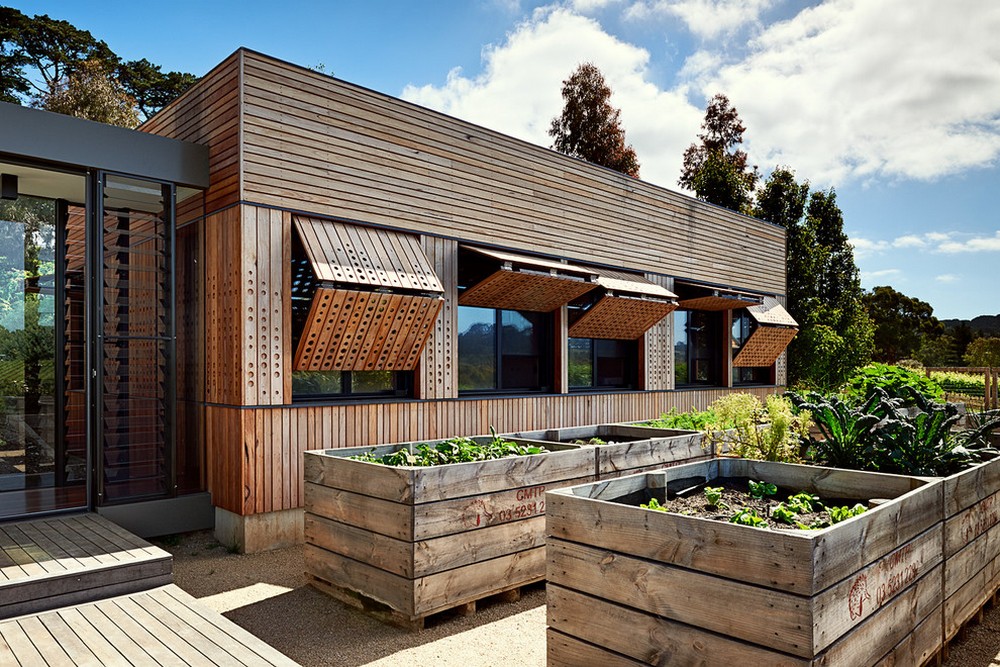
[674,309,722,386]
[458,306,551,392]
[569,338,637,390]
[290,235,413,399]
[731,309,774,385]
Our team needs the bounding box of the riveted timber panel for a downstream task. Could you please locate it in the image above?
[733,326,798,368]
[459,270,596,313]
[293,288,442,371]
[568,296,676,340]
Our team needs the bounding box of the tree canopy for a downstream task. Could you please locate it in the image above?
[862,285,943,363]
[0,7,197,124]
[753,167,873,389]
[549,63,640,178]
[964,337,1000,367]
[679,93,758,214]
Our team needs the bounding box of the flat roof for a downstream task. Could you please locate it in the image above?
[0,101,209,188]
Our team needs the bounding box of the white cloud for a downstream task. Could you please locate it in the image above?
[936,274,959,283]
[863,268,901,279]
[704,0,1000,184]
[402,7,703,187]
[624,0,776,40]
[570,0,623,12]
[849,236,888,258]
[892,235,926,249]
[937,231,1000,253]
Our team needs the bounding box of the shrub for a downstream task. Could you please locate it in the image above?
[843,363,944,405]
[640,407,726,431]
[702,393,811,463]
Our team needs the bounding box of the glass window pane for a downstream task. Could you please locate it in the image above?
[595,339,634,388]
[352,371,394,393]
[292,371,343,395]
[568,338,592,388]
[458,306,496,390]
[673,310,688,385]
[501,310,544,390]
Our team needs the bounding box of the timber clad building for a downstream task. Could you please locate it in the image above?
[0,48,794,551]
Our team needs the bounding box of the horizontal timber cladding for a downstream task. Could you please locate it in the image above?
[236,50,787,294]
[140,52,240,215]
[206,386,778,516]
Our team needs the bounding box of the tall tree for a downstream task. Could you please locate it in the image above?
[754,168,873,389]
[549,63,640,177]
[0,8,197,122]
[680,93,758,213]
[41,58,139,127]
[117,58,197,121]
[862,285,943,362]
[964,337,1000,367]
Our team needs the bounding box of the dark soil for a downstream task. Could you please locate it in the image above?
[655,476,866,532]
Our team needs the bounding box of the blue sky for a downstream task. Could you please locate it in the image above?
[19,0,1000,319]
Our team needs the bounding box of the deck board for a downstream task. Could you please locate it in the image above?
[0,513,172,619]
[0,585,299,667]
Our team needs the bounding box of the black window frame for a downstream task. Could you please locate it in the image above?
[288,234,414,402]
[673,308,723,387]
[457,305,553,395]
[568,337,638,391]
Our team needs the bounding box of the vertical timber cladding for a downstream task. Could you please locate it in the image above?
[236,49,787,295]
[417,236,458,400]
[222,387,777,516]
[642,274,674,391]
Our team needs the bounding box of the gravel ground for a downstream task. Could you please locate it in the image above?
[156,531,999,666]
[155,531,546,666]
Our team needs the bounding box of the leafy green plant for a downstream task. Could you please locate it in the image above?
[829,504,867,523]
[639,407,728,431]
[747,480,776,499]
[702,393,812,463]
[930,370,985,397]
[843,363,944,405]
[704,486,725,508]
[640,497,668,512]
[351,429,548,467]
[788,389,894,470]
[786,492,821,513]
[571,437,607,445]
[729,507,768,528]
[770,503,798,525]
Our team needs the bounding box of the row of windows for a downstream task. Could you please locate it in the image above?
[292,305,772,400]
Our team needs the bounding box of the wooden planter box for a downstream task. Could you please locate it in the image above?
[546,458,943,666]
[512,424,707,479]
[304,437,594,628]
[941,455,1000,642]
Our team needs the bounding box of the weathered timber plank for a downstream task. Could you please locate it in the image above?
[546,629,647,667]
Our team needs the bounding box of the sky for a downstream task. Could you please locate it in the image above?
[17,0,1000,319]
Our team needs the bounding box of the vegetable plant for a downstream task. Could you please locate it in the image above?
[829,504,867,523]
[701,393,812,463]
[640,407,728,431]
[729,507,768,528]
[843,363,944,406]
[770,503,798,525]
[747,480,776,499]
[788,389,894,470]
[786,492,821,513]
[703,486,725,508]
[640,497,668,512]
[351,428,548,467]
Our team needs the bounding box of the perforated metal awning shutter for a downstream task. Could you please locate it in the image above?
[457,245,598,312]
[568,268,678,340]
[292,216,443,371]
[732,297,798,367]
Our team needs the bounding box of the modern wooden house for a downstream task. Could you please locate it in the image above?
[0,48,794,551]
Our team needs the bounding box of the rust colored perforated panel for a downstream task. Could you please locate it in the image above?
[678,294,763,311]
[591,267,677,300]
[747,295,798,327]
[733,326,798,367]
[294,216,443,293]
[458,269,596,312]
[293,287,443,371]
[568,296,677,340]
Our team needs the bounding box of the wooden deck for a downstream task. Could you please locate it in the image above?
[0,584,299,666]
[0,513,172,619]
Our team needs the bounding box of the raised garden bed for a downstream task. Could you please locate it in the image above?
[941,454,1000,642]
[546,458,943,665]
[511,424,706,479]
[303,435,593,629]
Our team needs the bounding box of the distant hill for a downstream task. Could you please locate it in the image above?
[943,314,1000,337]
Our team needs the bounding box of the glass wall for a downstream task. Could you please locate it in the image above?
[458,306,550,393]
[674,309,722,387]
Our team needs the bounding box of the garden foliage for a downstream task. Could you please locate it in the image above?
[351,431,548,467]
[701,393,811,463]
